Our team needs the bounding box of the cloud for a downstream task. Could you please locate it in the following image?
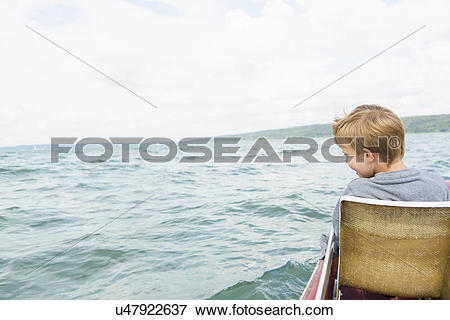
[124,0,181,16]
[31,3,84,26]
[1,0,449,146]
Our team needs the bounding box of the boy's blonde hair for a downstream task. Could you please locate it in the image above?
[333,105,405,164]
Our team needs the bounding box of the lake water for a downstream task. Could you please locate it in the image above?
[0,132,449,299]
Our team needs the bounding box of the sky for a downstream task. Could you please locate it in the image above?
[1,0,449,146]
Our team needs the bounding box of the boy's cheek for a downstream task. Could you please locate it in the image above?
[348,160,358,172]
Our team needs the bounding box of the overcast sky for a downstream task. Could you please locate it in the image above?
[1,0,449,146]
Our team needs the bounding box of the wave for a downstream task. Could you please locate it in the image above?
[209,260,314,300]
[0,168,41,175]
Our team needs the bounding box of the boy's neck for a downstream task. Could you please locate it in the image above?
[374,159,407,174]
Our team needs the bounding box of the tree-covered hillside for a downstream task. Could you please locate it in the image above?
[238,114,450,138]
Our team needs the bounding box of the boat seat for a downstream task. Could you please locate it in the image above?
[338,196,450,299]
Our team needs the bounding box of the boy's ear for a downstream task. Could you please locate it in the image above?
[362,148,376,161]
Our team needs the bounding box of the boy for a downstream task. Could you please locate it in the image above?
[321,104,449,252]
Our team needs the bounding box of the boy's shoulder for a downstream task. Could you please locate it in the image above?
[342,177,374,197]
[342,168,450,201]
[413,170,450,199]
[418,169,447,184]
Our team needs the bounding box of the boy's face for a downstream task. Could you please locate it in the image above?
[340,145,376,178]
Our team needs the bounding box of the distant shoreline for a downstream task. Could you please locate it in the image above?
[1,114,449,150]
[237,114,450,139]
